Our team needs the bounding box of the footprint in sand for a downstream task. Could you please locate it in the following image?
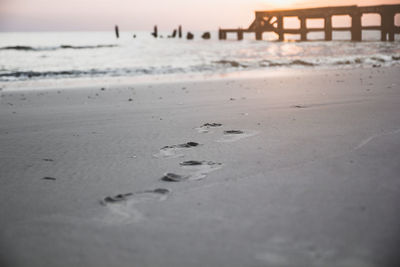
[161,161,222,182]
[195,122,223,133]
[217,130,258,143]
[101,188,170,205]
[100,188,170,224]
[180,160,223,180]
[153,142,200,158]
[101,192,134,205]
[161,173,189,182]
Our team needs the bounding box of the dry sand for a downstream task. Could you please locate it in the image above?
[1,67,400,267]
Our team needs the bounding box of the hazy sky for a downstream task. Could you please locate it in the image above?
[0,0,399,31]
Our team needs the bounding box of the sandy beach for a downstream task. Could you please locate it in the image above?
[1,66,400,267]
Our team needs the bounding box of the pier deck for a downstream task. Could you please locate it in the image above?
[219,4,400,41]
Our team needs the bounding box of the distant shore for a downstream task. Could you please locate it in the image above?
[1,66,400,267]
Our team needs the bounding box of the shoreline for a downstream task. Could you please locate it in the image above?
[1,64,398,92]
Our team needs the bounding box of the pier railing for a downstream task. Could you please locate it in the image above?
[219,4,400,41]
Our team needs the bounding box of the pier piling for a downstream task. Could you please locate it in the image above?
[300,17,307,41]
[277,16,284,41]
[178,25,182,38]
[255,31,262,40]
[324,16,332,41]
[115,25,119,39]
[151,25,158,38]
[351,12,362,41]
[237,29,243,40]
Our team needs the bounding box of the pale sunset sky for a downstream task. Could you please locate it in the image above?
[0,0,399,31]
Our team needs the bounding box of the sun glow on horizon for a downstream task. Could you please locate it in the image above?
[1,0,399,31]
[264,0,304,8]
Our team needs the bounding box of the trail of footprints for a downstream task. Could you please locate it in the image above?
[101,122,258,221]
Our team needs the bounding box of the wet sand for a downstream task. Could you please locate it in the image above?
[1,67,400,267]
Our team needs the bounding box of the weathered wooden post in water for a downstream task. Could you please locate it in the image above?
[219,4,400,42]
[151,25,158,38]
[218,28,227,40]
[351,11,362,41]
[168,29,177,38]
[277,16,284,41]
[202,32,211,39]
[381,13,389,41]
[388,14,395,42]
[324,16,332,41]
[237,29,243,40]
[381,7,396,42]
[115,25,119,39]
[299,16,307,41]
[187,32,194,40]
[219,29,225,40]
[178,25,182,38]
[255,31,262,41]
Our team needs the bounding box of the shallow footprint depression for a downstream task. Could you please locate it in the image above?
[153,142,200,158]
[100,188,171,224]
[217,130,259,143]
[179,160,223,181]
[195,122,223,133]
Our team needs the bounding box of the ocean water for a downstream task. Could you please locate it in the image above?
[0,31,400,89]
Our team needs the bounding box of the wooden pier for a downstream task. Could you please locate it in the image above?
[219,4,400,41]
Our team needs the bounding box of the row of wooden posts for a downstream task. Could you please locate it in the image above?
[114,25,211,40]
[113,5,399,42]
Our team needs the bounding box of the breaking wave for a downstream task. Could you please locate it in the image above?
[0,44,117,51]
[213,60,247,68]
[1,53,400,82]
[0,67,185,81]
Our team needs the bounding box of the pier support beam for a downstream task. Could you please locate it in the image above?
[381,9,395,42]
[388,13,395,42]
[351,13,362,41]
[324,16,332,41]
[255,31,262,40]
[381,33,388,41]
[299,16,307,41]
[219,29,227,40]
[218,29,226,40]
[237,30,244,40]
[277,16,284,41]
[380,13,387,41]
